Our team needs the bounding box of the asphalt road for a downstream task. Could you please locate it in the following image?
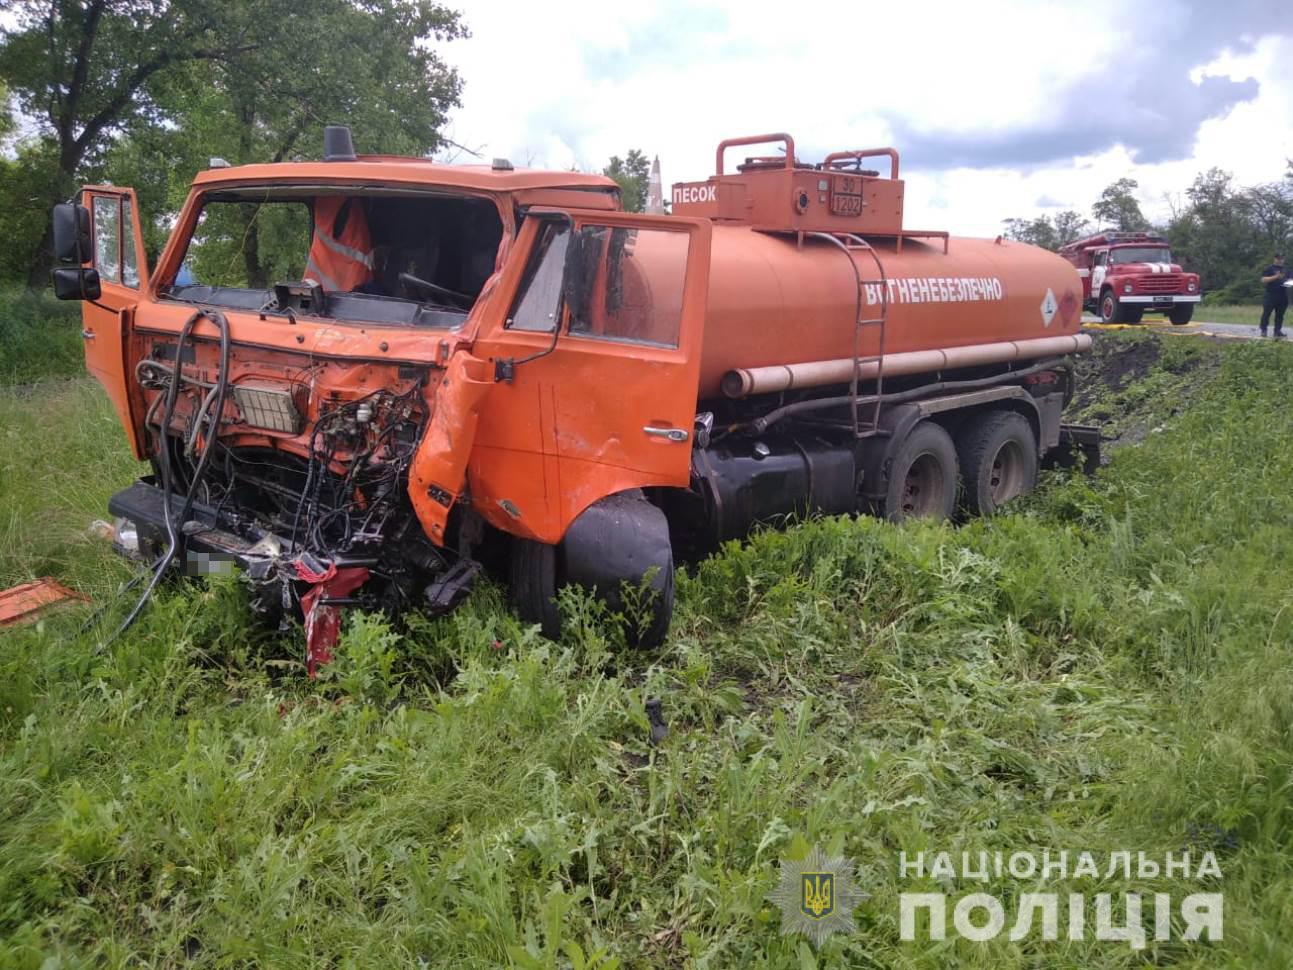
[1081,315,1277,342]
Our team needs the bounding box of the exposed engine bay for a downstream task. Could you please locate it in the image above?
[111,310,480,673]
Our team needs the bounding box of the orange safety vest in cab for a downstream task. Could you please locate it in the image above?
[306,197,374,292]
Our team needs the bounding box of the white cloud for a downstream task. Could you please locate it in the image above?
[437,0,1292,236]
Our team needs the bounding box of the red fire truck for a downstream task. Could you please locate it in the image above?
[1059,232,1200,325]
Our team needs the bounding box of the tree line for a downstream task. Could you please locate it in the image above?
[0,3,1281,306]
[0,0,468,286]
[1003,168,1293,304]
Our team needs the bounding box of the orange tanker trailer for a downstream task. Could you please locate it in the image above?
[51,128,1095,659]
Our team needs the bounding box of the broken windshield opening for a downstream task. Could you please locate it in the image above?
[163,188,504,327]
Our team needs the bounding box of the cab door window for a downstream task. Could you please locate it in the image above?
[121,198,140,287]
[506,220,569,332]
[566,224,687,348]
[92,195,122,284]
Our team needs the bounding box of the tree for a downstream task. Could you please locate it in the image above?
[1092,178,1148,231]
[1052,210,1091,246]
[1243,182,1293,256]
[1002,210,1091,251]
[1002,216,1059,251]
[604,150,651,213]
[1167,168,1264,302]
[0,0,466,285]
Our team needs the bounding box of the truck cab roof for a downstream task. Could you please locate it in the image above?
[192,158,620,196]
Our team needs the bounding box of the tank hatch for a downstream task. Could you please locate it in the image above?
[671,132,908,237]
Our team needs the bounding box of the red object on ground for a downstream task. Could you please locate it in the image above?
[0,577,88,627]
[294,560,369,677]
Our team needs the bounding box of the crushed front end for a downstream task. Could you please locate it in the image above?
[111,321,480,672]
[90,174,512,669]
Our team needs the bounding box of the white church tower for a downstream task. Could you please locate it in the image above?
[645,155,664,214]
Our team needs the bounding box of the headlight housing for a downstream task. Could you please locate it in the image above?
[1123,283,1133,294]
[1187,280,1197,292]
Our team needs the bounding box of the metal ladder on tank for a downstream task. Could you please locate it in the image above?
[809,232,889,438]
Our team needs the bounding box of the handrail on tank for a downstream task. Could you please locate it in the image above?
[716,133,796,176]
[823,148,900,180]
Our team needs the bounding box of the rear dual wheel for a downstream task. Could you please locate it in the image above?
[956,411,1038,517]
[884,422,959,522]
[883,413,1039,523]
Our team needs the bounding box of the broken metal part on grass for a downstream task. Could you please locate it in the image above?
[0,577,88,627]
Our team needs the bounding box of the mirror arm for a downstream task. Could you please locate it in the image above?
[495,322,559,383]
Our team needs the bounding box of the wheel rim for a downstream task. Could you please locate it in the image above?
[901,452,946,518]
[1102,295,1114,320]
[988,439,1026,506]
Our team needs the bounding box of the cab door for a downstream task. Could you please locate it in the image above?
[1091,250,1108,295]
[470,209,711,544]
[80,186,148,456]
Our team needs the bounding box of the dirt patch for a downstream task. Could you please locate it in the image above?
[1067,334,1162,414]
[1066,330,1222,453]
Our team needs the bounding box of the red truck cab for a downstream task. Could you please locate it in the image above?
[1059,232,1200,325]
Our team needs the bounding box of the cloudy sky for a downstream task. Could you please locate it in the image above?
[436,0,1292,237]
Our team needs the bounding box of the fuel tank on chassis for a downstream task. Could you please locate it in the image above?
[689,229,1083,398]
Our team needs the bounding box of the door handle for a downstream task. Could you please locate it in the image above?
[644,425,689,443]
[81,328,95,340]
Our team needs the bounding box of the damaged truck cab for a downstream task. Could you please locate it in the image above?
[55,128,706,661]
[54,128,1093,661]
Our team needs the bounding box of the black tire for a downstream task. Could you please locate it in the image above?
[510,537,561,639]
[884,421,958,522]
[631,551,675,649]
[1099,289,1124,324]
[1169,304,1194,326]
[1124,307,1144,324]
[956,411,1039,517]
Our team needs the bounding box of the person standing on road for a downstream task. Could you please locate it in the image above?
[1260,254,1288,338]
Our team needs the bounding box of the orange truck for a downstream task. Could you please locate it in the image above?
[51,128,1095,662]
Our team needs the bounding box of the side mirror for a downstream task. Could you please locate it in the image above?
[52,202,92,263]
[52,266,101,302]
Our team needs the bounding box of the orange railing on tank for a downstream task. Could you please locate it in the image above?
[715,133,796,175]
[823,148,900,180]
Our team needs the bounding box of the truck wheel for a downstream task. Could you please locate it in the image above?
[1099,289,1124,324]
[1124,308,1144,324]
[885,421,958,522]
[957,411,1038,516]
[510,537,561,639]
[1169,304,1194,325]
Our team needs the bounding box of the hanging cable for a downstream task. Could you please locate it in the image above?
[101,308,231,646]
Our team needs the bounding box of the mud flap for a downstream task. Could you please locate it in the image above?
[408,352,493,546]
[1046,423,1102,475]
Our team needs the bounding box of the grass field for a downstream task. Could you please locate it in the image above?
[1,330,1292,967]
[0,291,83,385]
[1187,305,1262,326]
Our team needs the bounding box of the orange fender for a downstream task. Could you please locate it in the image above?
[408,353,494,545]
